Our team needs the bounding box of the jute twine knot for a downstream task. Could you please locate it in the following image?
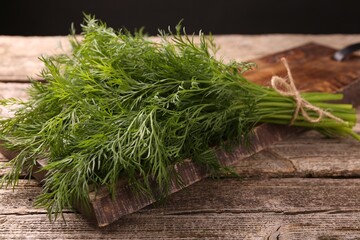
[271,57,346,125]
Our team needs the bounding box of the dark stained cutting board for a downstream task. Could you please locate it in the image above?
[2,42,360,227]
[244,42,360,105]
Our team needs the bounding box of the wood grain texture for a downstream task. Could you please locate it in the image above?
[271,131,360,178]
[244,43,360,93]
[2,211,360,240]
[0,36,71,82]
[235,129,360,178]
[1,178,360,239]
[2,35,360,237]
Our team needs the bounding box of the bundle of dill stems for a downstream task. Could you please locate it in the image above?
[1,15,359,220]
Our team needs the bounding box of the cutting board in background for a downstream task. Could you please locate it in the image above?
[2,42,360,227]
[244,42,360,105]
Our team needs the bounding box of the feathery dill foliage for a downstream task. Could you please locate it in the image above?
[0,15,359,220]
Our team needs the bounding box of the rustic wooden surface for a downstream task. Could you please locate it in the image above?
[11,42,357,228]
[1,34,360,239]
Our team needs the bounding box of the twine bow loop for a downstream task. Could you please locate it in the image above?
[271,57,345,125]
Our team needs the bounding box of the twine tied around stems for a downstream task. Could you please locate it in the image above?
[271,57,345,125]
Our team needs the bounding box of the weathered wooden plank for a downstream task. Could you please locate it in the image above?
[234,129,360,177]
[1,213,360,239]
[0,36,71,81]
[269,131,360,177]
[0,83,29,99]
[6,178,360,216]
[152,178,360,215]
[0,180,42,215]
[2,35,360,82]
[2,178,360,239]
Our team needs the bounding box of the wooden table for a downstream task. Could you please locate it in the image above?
[1,35,360,239]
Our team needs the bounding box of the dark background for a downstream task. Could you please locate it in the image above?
[1,0,360,36]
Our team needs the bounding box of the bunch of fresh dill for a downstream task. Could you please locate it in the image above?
[0,15,359,219]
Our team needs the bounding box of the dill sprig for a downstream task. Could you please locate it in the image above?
[0,15,359,220]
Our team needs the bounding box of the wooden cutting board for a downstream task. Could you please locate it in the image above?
[245,42,360,105]
[2,42,360,227]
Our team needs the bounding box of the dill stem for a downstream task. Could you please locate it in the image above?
[263,113,354,123]
[260,118,349,128]
[301,92,344,101]
[257,100,353,110]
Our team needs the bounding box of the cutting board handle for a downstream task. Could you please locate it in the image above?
[333,43,360,61]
